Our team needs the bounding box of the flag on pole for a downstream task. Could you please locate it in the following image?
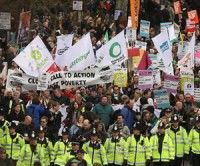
[55,33,96,71]
[96,30,128,67]
[152,31,173,69]
[14,36,54,77]
[55,34,73,58]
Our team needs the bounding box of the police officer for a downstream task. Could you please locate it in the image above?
[2,122,25,166]
[166,114,189,166]
[188,115,200,166]
[37,126,54,166]
[66,149,88,166]
[17,131,45,166]
[54,127,71,166]
[104,125,128,166]
[68,141,92,166]
[126,122,151,166]
[0,111,9,145]
[150,122,174,166]
[82,128,108,166]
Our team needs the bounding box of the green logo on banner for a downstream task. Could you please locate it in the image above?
[109,42,121,58]
[31,50,42,60]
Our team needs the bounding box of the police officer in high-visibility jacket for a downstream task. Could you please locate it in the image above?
[54,127,71,166]
[166,114,189,166]
[104,125,128,166]
[188,115,200,166]
[126,122,151,166]
[17,131,45,166]
[82,128,108,166]
[150,122,174,166]
[68,141,92,166]
[0,111,9,146]
[37,126,54,166]
[2,122,25,165]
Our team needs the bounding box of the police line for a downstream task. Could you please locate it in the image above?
[6,68,114,91]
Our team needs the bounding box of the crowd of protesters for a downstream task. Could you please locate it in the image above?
[0,0,200,166]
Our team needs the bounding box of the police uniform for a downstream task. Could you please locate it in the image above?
[2,122,25,165]
[0,112,9,146]
[82,128,108,165]
[17,131,45,166]
[126,122,151,166]
[54,127,71,166]
[166,114,189,166]
[68,141,92,166]
[150,122,174,166]
[37,126,54,166]
[188,116,200,166]
[104,125,128,166]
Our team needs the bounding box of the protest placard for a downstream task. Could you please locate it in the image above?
[154,89,170,109]
[138,70,153,90]
[160,22,172,32]
[188,10,199,24]
[0,12,11,30]
[135,40,147,51]
[164,74,179,94]
[73,1,83,11]
[37,73,49,91]
[18,11,31,44]
[140,20,150,38]
[114,69,128,87]
[194,88,200,102]
[152,70,161,85]
[173,1,181,15]
[180,68,194,95]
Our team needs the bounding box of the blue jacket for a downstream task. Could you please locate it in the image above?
[121,106,136,130]
[26,104,45,130]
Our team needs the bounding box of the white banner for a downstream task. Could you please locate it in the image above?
[55,34,73,58]
[55,33,95,71]
[6,68,114,91]
[6,70,38,91]
[96,30,128,67]
[14,36,54,77]
[152,31,173,70]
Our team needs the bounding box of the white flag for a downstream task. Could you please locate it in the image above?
[96,30,128,67]
[55,33,95,71]
[14,36,54,77]
[55,34,73,58]
[152,31,173,68]
[178,33,195,69]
